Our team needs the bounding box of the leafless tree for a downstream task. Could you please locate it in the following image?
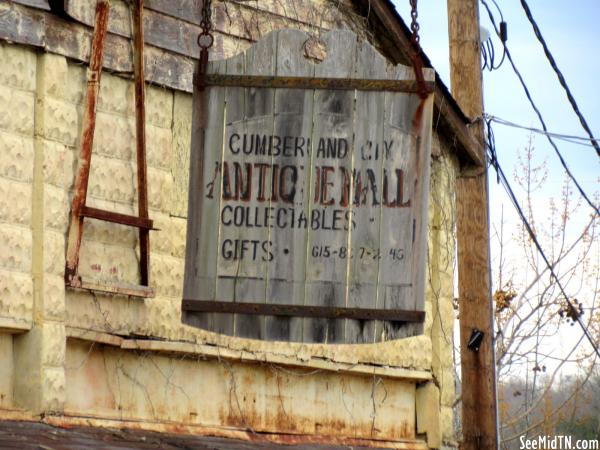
[489,136,599,447]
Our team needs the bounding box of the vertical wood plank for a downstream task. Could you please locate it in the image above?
[213,49,246,337]
[235,33,278,338]
[181,57,226,330]
[265,29,315,342]
[215,33,277,339]
[380,91,416,340]
[345,40,387,344]
[378,64,432,339]
[303,30,357,344]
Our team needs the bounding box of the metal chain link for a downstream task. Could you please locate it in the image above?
[408,0,428,99]
[198,0,214,50]
[409,0,420,49]
[196,0,214,89]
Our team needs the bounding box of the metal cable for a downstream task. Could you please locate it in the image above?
[486,114,600,148]
[480,0,507,73]
[519,0,600,158]
[480,0,600,217]
[481,37,506,72]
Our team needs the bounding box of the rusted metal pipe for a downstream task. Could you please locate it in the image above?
[133,0,151,286]
[65,0,154,296]
[65,0,111,287]
[198,74,435,94]
[80,206,155,230]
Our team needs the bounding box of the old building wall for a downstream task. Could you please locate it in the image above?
[0,42,35,331]
[64,339,418,444]
[0,0,459,446]
[427,144,459,442]
[0,334,13,409]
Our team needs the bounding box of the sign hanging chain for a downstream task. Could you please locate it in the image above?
[409,0,420,47]
[196,0,214,89]
[409,0,429,99]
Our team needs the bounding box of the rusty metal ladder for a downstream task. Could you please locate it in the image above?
[65,0,154,298]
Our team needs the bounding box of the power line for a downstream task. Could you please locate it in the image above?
[518,0,600,159]
[481,37,506,71]
[486,114,600,148]
[480,0,507,71]
[485,119,600,359]
[479,0,600,217]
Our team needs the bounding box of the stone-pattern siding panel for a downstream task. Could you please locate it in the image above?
[0,44,36,91]
[0,270,34,321]
[425,151,459,445]
[35,97,80,146]
[93,112,136,160]
[41,366,66,412]
[0,86,35,136]
[0,178,32,226]
[0,43,36,327]
[0,131,34,182]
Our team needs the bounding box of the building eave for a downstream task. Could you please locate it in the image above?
[356,0,484,167]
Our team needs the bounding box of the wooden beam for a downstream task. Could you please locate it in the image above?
[447,1,499,449]
[182,300,426,322]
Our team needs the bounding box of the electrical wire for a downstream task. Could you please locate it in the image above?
[518,0,600,159]
[480,0,506,71]
[480,0,600,217]
[485,118,600,359]
[486,114,600,148]
[481,37,506,71]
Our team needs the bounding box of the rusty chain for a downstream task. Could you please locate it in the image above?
[196,0,214,89]
[409,0,420,48]
[408,0,428,99]
[198,0,214,50]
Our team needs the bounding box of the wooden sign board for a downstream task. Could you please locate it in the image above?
[182,29,434,344]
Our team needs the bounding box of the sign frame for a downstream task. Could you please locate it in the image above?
[182,29,435,342]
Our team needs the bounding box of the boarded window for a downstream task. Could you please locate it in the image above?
[182,29,434,344]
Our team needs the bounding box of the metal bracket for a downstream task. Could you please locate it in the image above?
[196,73,435,94]
[65,0,154,299]
[467,328,485,352]
[87,69,100,83]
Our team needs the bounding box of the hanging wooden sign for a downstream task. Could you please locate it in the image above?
[182,29,435,344]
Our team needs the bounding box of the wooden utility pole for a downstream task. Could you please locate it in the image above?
[447,1,499,449]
